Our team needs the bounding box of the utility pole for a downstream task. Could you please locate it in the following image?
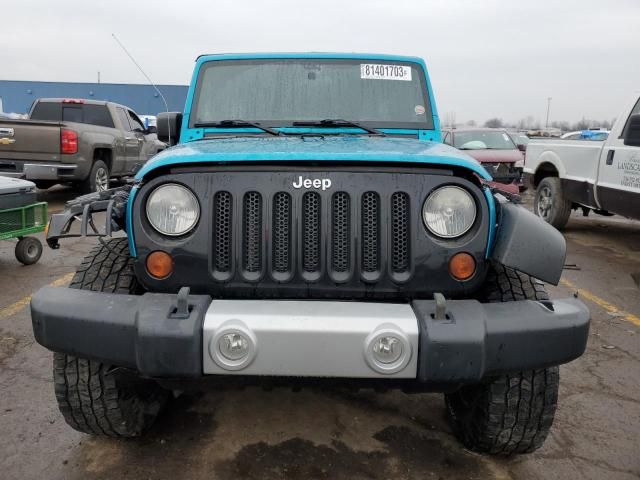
[545,97,552,127]
[98,71,101,84]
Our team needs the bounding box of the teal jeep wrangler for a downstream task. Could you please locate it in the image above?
[32,53,589,455]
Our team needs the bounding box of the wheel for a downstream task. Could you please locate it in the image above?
[53,238,169,437]
[15,237,43,265]
[82,160,110,193]
[534,177,572,229]
[444,263,560,455]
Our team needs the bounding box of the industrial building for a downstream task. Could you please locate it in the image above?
[0,80,188,116]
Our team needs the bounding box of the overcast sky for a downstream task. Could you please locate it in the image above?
[2,0,639,124]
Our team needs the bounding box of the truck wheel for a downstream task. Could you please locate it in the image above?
[534,177,572,229]
[52,238,169,437]
[15,237,43,265]
[82,160,110,193]
[444,263,559,455]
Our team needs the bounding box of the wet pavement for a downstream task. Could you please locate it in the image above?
[0,187,638,480]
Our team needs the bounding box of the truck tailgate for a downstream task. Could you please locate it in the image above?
[0,120,61,164]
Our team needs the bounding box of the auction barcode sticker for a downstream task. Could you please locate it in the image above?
[360,64,412,81]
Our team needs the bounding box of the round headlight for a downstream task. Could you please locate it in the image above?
[146,184,200,236]
[423,186,476,238]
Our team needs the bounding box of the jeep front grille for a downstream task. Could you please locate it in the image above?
[210,189,411,283]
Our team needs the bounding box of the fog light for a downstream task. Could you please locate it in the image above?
[209,323,257,371]
[372,336,403,364]
[364,326,412,375]
[219,333,249,360]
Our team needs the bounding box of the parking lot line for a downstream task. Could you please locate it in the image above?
[0,272,74,320]
[560,278,640,327]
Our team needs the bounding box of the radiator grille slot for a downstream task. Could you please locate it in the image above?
[361,192,380,273]
[331,192,350,273]
[213,191,232,273]
[243,192,262,273]
[302,192,321,273]
[272,192,292,273]
[391,192,410,273]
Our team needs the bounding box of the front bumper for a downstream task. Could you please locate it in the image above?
[31,287,590,385]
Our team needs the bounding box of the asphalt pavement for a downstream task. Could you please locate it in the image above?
[0,187,638,480]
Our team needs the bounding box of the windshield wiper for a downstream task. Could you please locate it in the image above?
[292,119,385,136]
[193,120,283,136]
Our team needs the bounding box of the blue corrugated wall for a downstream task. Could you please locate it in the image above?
[0,80,188,115]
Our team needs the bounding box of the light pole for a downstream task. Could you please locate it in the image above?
[545,97,552,128]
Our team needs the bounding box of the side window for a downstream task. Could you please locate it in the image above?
[621,97,640,138]
[83,105,115,128]
[30,102,61,121]
[116,108,131,131]
[127,110,145,132]
[442,132,451,145]
[62,107,83,123]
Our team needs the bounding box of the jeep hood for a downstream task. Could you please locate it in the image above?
[135,136,491,180]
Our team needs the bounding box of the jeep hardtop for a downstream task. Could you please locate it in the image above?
[31,53,589,455]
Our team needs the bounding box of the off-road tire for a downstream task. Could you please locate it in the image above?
[53,238,169,437]
[444,263,559,455]
[82,159,110,193]
[15,236,43,265]
[534,177,572,229]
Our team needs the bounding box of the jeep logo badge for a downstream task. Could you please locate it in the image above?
[292,176,332,191]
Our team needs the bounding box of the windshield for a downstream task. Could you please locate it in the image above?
[190,59,433,129]
[453,131,516,150]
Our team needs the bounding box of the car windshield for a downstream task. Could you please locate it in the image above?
[453,131,516,150]
[190,58,433,129]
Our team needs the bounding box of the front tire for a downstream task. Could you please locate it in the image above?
[53,238,169,437]
[445,264,560,455]
[534,177,572,229]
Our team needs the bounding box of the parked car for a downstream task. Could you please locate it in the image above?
[560,130,610,141]
[442,128,524,193]
[33,53,589,455]
[0,98,166,192]
[524,95,640,229]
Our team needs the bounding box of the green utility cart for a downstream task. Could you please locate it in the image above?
[0,177,46,265]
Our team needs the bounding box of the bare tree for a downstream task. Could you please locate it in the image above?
[466,119,477,127]
[484,118,504,128]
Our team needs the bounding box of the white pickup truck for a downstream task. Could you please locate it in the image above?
[524,95,640,229]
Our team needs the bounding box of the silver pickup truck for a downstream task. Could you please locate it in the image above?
[0,98,165,192]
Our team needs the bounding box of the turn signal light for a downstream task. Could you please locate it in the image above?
[146,251,173,279]
[449,252,476,281]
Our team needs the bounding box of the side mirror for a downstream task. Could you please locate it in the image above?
[157,112,182,146]
[623,113,640,147]
[517,143,526,152]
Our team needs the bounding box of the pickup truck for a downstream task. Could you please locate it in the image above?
[525,95,640,228]
[32,53,589,455]
[0,98,165,192]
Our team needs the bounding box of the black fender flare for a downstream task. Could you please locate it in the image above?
[490,201,566,285]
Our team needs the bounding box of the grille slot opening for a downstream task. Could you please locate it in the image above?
[213,191,232,273]
[391,192,410,273]
[243,192,262,273]
[272,192,292,274]
[361,191,380,273]
[331,192,351,273]
[302,192,321,273]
